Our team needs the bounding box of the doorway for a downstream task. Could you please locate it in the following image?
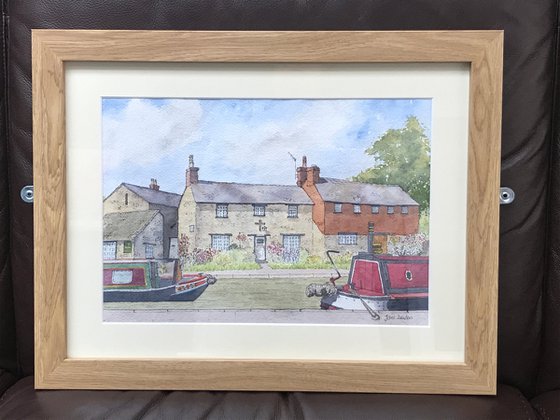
[254,236,267,262]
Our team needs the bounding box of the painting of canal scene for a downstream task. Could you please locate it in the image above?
[102,98,431,325]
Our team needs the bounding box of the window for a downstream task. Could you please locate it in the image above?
[371,205,380,214]
[338,233,358,245]
[387,206,395,214]
[123,240,132,254]
[353,204,361,214]
[145,244,154,259]
[112,270,133,284]
[253,204,266,216]
[288,205,298,218]
[103,241,117,260]
[216,204,228,218]
[283,235,301,262]
[189,224,195,232]
[124,193,128,206]
[211,234,231,251]
[334,203,342,213]
[401,206,409,214]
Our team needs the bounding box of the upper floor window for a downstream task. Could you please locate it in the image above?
[371,205,380,214]
[216,204,228,218]
[387,206,395,214]
[353,204,361,214]
[253,204,266,216]
[401,206,409,214]
[124,193,128,206]
[334,203,342,213]
[123,240,132,254]
[288,205,298,218]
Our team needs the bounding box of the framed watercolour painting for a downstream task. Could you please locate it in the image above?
[33,30,502,393]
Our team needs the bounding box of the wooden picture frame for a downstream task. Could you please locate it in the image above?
[33,30,502,393]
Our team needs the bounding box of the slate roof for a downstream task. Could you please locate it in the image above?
[315,178,418,206]
[103,210,160,241]
[190,181,313,205]
[122,183,181,207]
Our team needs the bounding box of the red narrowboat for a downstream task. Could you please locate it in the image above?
[307,251,428,312]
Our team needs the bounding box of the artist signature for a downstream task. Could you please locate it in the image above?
[383,313,414,322]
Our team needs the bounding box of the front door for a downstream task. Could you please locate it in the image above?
[254,236,267,262]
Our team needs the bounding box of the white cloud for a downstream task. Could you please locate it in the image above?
[103,99,202,171]
[198,100,371,184]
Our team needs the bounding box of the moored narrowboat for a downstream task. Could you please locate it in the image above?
[103,259,216,302]
[307,251,428,312]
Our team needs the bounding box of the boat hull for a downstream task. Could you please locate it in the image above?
[321,292,428,311]
[104,285,176,302]
[169,282,208,301]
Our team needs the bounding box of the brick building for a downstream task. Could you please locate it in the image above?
[296,157,420,253]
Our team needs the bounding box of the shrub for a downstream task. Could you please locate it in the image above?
[387,233,429,256]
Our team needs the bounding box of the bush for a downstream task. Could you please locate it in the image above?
[387,233,429,256]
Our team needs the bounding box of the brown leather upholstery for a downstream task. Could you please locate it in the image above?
[1,0,559,418]
[0,0,17,377]
[0,378,541,420]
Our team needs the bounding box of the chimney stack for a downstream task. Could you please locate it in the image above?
[296,155,308,187]
[306,165,320,186]
[186,154,199,188]
[149,178,160,191]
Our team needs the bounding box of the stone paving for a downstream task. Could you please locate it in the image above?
[104,308,428,325]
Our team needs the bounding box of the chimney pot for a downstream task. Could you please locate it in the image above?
[149,178,160,191]
[186,155,199,187]
[296,156,309,187]
[306,165,320,186]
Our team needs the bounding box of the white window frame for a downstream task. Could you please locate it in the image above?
[145,243,154,259]
[103,241,117,260]
[371,205,380,214]
[401,205,409,214]
[387,206,395,214]
[282,235,301,262]
[338,233,358,245]
[353,204,361,214]
[211,234,231,251]
[334,203,342,213]
[216,204,228,218]
[288,205,298,218]
[253,204,266,216]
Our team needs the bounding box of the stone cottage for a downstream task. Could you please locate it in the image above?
[103,180,181,259]
[178,157,324,263]
[103,210,164,260]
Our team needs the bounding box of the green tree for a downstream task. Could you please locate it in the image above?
[354,116,430,210]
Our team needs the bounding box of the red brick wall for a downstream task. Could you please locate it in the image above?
[300,180,420,236]
[301,182,326,233]
[322,202,419,235]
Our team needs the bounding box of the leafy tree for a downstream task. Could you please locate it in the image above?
[354,116,430,210]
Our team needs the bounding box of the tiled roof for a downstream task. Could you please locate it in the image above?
[103,210,160,241]
[122,183,181,207]
[315,178,418,206]
[190,181,313,205]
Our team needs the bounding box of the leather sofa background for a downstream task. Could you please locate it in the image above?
[0,1,559,418]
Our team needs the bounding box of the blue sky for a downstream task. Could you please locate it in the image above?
[102,98,431,196]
